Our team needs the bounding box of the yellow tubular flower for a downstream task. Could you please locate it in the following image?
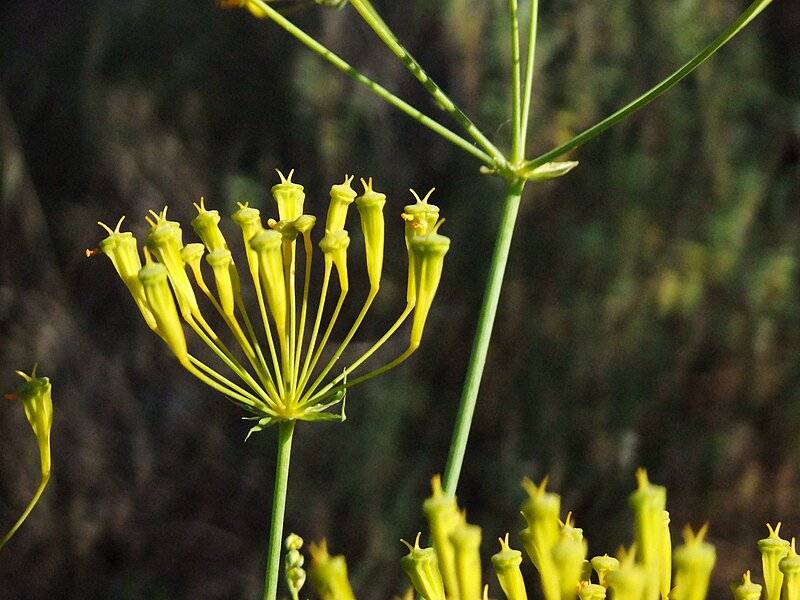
[409,226,450,347]
[309,539,357,600]
[629,469,669,600]
[96,217,157,331]
[145,208,199,317]
[402,189,440,304]
[780,539,800,600]
[520,477,561,600]
[206,248,236,317]
[14,367,53,479]
[138,260,189,364]
[492,534,529,600]
[326,174,357,233]
[0,367,53,552]
[450,520,483,600]
[671,524,716,600]
[759,523,790,600]
[423,475,461,600]
[250,228,288,337]
[192,197,229,252]
[319,230,351,292]
[356,178,386,291]
[272,169,305,222]
[401,533,447,600]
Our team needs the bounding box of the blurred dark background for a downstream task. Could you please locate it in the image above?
[1,0,799,598]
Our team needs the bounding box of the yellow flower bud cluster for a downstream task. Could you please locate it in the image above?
[93,170,449,435]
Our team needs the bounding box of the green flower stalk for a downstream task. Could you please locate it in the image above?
[671,524,716,600]
[93,170,450,600]
[759,523,791,600]
[1,366,53,551]
[629,469,671,600]
[780,539,800,600]
[309,539,357,600]
[401,533,447,600]
[732,571,763,600]
[492,534,529,600]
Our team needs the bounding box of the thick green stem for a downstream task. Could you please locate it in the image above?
[441,179,525,496]
[263,420,296,600]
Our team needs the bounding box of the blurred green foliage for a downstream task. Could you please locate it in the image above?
[1,0,799,598]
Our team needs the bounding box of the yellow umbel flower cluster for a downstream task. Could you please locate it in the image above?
[94,170,449,436]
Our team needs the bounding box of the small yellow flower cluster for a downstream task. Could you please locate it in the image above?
[94,170,449,435]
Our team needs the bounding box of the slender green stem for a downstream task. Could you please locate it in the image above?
[247,0,493,166]
[527,0,774,168]
[349,0,508,168]
[0,473,49,551]
[263,420,296,600]
[518,0,539,156]
[509,0,522,162]
[442,179,525,496]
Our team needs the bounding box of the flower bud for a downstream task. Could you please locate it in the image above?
[285,533,307,600]
[309,540,357,600]
[356,178,386,291]
[451,520,483,600]
[14,367,53,478]
[671,524,716,600]
[401,534,446,600]
[780,539,800,600]
[423,475,460,600]
[731,571,762,600]
[326,175,357,233]
[191,198,228,252]
[408,230,450,347]
[250,229,287,337]
[139,260,189,363]
[145,208,199,317]
[319,230,350,291]
[590,554,619,587]
[272,169,305,222]
[759,523,790,600]
[97,218,157,331]
[578,582,606,600]
[492,535,529,600]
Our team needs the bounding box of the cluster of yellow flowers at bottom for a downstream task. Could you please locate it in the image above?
[92,170,449,436]
[294,470,800,600]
